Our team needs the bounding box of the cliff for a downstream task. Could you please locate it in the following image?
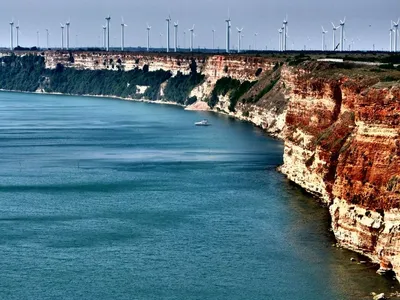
[1,50,400,280]
[0,50,285,136]
[279,61,400,277]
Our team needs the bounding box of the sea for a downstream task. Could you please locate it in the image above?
[0,91,398,300]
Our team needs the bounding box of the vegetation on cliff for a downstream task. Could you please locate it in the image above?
[163,71,204,104]
[0,54,44,91]
[163,59,205,104]
[48,64,172,100]
[207,77,256,111]
[0,54,175,100]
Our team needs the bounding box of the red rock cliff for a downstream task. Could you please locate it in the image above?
[280,61,400,278]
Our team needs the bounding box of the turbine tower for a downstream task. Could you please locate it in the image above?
[166,15,171,52]
[105,15,111,51]
[254,32,258,50]
[9,20,14,50]
[15,21,20,47]
[390,27,394,52]
[102,25,107,50]
[339,17,346,52]
[189,25,195,52]
[321,26,328,51]
[60,23,65,50]
[236,27,243,53]
[225,13,231,53]
[46,28,49,49]
[174,21,179,52]
[66,20,70,50]
[393,19,400,52]
[121,17,127,51]
[278,28,283,51]
[282,16,288,51]
[146,24,151,52]
[331,22,340,51]
[37,30,40,49]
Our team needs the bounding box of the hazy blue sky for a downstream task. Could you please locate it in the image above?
[0,0,398,51]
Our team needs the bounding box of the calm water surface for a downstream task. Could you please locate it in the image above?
[0,91,398,300]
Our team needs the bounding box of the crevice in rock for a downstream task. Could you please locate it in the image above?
[331,82,343,123]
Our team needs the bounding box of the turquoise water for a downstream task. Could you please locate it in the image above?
[0,91,398,300]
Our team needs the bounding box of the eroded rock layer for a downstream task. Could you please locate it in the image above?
[280,61,400,277]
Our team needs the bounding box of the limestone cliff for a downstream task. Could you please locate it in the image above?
[280,61,400,278]
[43,51,285,137]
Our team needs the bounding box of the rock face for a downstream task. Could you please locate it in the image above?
[44,51,273,81]
[280,61,400,279]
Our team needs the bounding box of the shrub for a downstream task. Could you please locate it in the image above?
[379,64,395,70]
[186,96,197,105]
[163,72,205,104]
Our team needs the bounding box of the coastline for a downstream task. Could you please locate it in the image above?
[0,89,186,108]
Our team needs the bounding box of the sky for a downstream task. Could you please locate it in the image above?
[0,0,398,51]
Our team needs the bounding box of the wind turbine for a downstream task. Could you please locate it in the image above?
[183,30,186,50]
[37,30,40,49]
[121,17,127,51]
[189,24,194,52]
[339,17,346,52]
[393,19,399,52]
[46,28,49,49]
[174,21,179,52]
[225,11,231,53]
[321,26,328,51]
[146,23,151,52]
[390,27,394,52]
[349,38,355,51]
[102,25,107,50]
[15,21,20,47]
[66,19,70,50]
[9,19,14,50]
[212,29,216,50]
[189,25,195,52]
[278,28,283,51]
[159,33,164,49]
[60,23,65,50]
[105,15,111,51]
[166,15,171,52]
[254,32,258,50]
[236,27,243,53]
[283,16,288,51]
[331,22,340,51]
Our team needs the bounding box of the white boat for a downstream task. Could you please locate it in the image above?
[195,119,210,126]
